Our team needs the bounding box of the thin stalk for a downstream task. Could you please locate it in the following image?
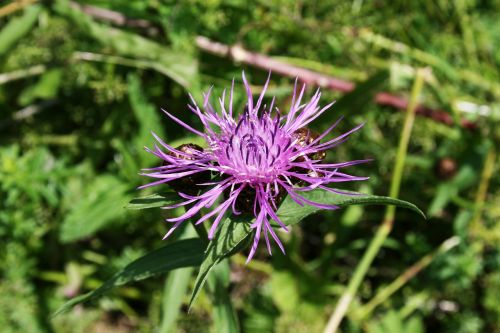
[208,260,240,333]
[190,210,239,332]
[0,64,46,85]
[385,70,427,221]
[323,68,426,333]
[158,225,196,333]
[0,0,38,18]
[357,28,499,97]
[355,236,460,319]
[469,146,496,237]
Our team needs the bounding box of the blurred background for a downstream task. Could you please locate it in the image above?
[0,1,499,332]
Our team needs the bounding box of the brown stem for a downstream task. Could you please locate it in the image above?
[68,1,154,30]
[0,0,37,18]
[66,1,476,130]
[196,36,475,130]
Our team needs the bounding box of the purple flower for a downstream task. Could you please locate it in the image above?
[140,73,368,261]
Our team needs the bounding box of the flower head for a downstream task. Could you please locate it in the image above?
[140,73,368,261]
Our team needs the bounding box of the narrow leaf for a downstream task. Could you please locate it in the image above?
[54,238,204,316]
[0,5,41,55]
[209,260,240,333]
[126,192,180,210]
[332,70,389,116]
[60,175,131,242]
[277,189,426,227]
[53,0,197,88]
[189,189,425,308]
[188,216,250,310]
[159,226,196,333]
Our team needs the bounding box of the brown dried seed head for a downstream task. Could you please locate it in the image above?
[436,157,457,179]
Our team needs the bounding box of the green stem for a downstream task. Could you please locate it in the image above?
[322,68,427,333]
[0,0,38,18]
[385,69,426,222]
[190,210,239,332]
[354,236,460,319]
[208,260,240,333]
[470,146,496,238]
[158,225,196,333]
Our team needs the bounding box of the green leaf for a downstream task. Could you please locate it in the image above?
[127,73,166,157]
[0,5,41,55]
[428,165,476,216]
[54,0,197,88]
[18,69,63,106]
[276,189,426,227]
[332,70,389,116]
[189,189,425,308]
[188,215,251,310]
[60,175,131,242]
[53,238,204,316]
[125,192,180,210]
[159,226,196,333]
[209,260,240,333]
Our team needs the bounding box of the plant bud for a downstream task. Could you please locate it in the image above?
[165,143,211,194]
[290,127,326,185]
[291,127,326,162]
[225,185,287,214]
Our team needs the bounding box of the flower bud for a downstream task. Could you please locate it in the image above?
[290,127,326,185]
[225,185,287,214]
[291,127,326,162]
[165,143,211,194]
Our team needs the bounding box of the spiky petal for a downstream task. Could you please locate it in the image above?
[141,73,368,261]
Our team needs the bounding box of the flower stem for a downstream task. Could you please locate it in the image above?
[354,236,460,320]
[469,145,496,238]
[159,225,196,333]
[323,68,427,333]
[190,211,240,332]
[0,0,38,18]
[208,260,240,333]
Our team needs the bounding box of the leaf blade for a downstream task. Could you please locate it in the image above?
[159,226,197,333]
[60,175,131,242]
[0,5,41,55]
[189,189,425,308]
[54,0,197,88]
[188,216,250,310]
[125,192,180,210]
[277,189,426,227]
[54,238,204,316]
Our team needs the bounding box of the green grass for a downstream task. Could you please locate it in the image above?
[0,1,499,332]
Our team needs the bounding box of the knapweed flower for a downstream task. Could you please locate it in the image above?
[140,73,368,261]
